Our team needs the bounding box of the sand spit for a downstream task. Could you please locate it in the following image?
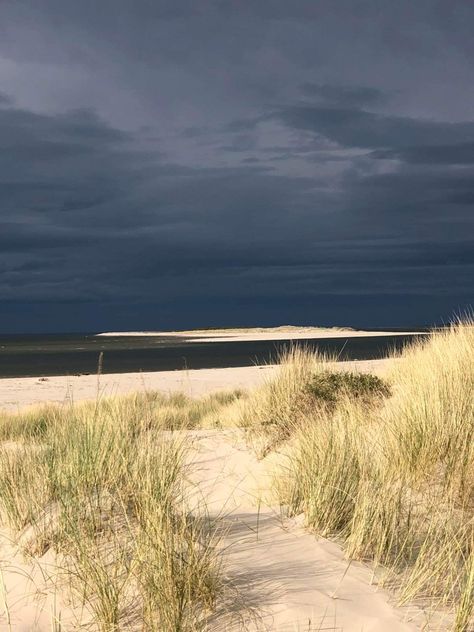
[96,326,422,343]
[0,360,391,412]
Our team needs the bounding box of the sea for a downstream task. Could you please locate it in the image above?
[0,331,429,378]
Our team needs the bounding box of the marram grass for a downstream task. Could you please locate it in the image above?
[268,321,474,630]
[0,391,227,631]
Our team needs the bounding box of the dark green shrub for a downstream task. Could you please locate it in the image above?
[305,371,391,408]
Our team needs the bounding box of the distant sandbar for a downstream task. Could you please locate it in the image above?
[96,325,421,343]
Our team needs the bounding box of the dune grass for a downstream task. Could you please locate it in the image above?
[250,322,474,630]
[0,391,230,630]
[0,389,245,443]
[238,346,323,456]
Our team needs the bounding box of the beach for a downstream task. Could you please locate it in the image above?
[0,359,391,412]
[0,326,412,408]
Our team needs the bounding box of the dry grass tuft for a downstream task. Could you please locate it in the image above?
[238,346,326,456]
[239,346,389,458]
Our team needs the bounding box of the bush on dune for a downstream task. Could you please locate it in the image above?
[305,370,390,408]
[240,345,390,457]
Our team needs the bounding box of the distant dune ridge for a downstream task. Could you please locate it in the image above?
[97,325,353,334]
[96,325,421,343]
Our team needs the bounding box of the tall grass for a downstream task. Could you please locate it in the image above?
[0,391,226,630]
[272,321,474,629]
[0,389,244,442]
[239,346,326,456]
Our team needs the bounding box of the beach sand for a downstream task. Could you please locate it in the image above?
[187,429,424,631]
[0,359,392,412]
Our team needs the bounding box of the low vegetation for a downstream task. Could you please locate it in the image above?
[250,321,473,630]
[304,370,390,407]
[0,392,231,630]
[238,346,321,456]
[0,389,244,442]
[238,346,391,456]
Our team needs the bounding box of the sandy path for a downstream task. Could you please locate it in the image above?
[0,360,391,412]
[0,426,426,631]
[187,430,424,631]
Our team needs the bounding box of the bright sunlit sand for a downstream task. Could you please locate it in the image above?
[97,325,422,343]
[0,359,391,412]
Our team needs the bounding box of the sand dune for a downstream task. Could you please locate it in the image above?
[0,528,80,630]
[1,344,452,630]
[0,427,426,631]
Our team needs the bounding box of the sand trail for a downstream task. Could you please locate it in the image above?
[187,430,422,631]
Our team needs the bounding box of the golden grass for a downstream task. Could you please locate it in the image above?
[259,321,474,630]
[0,389,245,442]
[238,346,327,456]
[0,391,230,630]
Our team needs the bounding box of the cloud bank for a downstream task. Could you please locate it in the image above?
[0,1,472,330]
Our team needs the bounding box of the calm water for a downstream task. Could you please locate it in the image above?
[0,333,428,378]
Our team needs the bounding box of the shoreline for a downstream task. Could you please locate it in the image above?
[0,359,392,412]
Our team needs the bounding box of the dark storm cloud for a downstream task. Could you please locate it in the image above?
[275,105,474,150]
[372,143,474,165]
[0,101,326,302]
[0,0,473,330]
[0,106,141,232]
[300,84,386,108]
[0,92,13,106]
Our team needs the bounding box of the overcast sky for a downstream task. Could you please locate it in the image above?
[1,1,473,332]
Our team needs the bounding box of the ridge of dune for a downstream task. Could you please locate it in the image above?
[96,325,354,336]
